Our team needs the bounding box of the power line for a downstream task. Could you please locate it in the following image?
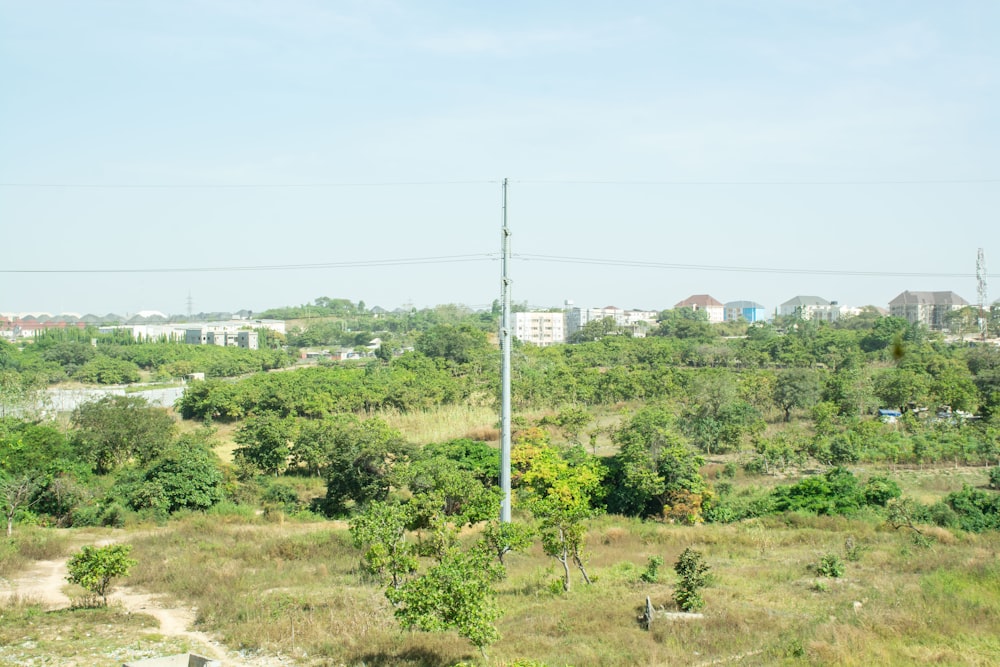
[3,251,996,280]
[516,178,1000,186]
[0,180,497,189]
[0,254,494,274]
[514,253,1000,279]
[2,177,999,189]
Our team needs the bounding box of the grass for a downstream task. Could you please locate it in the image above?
[0,597,187,667]
[0,528,71,578]
[19,506,978,667]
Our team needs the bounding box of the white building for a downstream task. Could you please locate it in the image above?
[674,295,725,323]
[513,311,566,346]
[565,304,659,338]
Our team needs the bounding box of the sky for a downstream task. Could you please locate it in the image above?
[2,0,999,317]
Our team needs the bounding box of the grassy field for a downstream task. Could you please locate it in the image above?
[3,463,999,666]
[2,402,998,666]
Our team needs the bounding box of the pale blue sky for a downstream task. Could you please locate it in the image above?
[2,1,998,317]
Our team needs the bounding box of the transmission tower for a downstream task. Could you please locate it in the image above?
[977,248,988,339]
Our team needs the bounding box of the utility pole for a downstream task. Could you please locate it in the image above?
[499,178,512,523]
[977,248,988,340]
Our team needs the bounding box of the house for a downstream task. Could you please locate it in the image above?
[888,291,969,330]
[513,311,566,346]
[564,304,658,338]
[674,295,724,323]
[723,300,767,323]
[779,296,860,322]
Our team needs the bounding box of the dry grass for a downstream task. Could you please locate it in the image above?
[59,508,992,667]
[377,404,500,445]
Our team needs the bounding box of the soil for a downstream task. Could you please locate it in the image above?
[0,542,293,667]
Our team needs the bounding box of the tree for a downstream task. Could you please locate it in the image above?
[513,432,603,592]
[71,395,175,473]
[673,548,710,612]
[605,406,707,521]
[386,547,504,657]
[773,368,822,422]
[233,412,295,476]
[66,544,137,606]
[124,439,224,513]
[322,417,409,515]
[349,500,418,589]
[415,324,490,364]
[0,473,40,537]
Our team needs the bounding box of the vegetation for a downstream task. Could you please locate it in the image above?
[3,299,1000,664]
[66,543,137,606]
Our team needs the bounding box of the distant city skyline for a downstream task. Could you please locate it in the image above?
[3,2,998,315]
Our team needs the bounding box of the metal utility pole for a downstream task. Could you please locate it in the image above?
[977,248,988,340]
[499,178,512,523]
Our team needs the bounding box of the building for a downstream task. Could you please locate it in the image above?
[513,311,566,346]
[778,296,861,322]
[889,291,969,330]
[186,328,259,350]
[565,304,659,338]
[723,300,767,323]
[674,295,724,323]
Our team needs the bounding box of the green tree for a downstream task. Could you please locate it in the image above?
[513,431,603,592]
[386,547,504,657]
[349,500,418,589]
[71,396,175,474]
[673,548,710,612]
[773,368,822,422]
[73,355,141,385]
[66,544,137,605]
[233,413,295,477]
[415,324,490,364]
[323,417,410,515]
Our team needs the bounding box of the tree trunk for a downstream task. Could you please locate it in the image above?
[559,552,571,592]
[573,554,592,585]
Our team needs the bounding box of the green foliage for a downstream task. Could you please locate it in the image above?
[71,395,175,474]
[386,547,504,655]
[477,519,535,567]
[66,544,137,605]
[415,323,491,364]
[771,468,864,516]
[322,417,409,516]
[114,438,224,515]
[773,368,822,422]
[72,355,141,385]
[234,413,295,477]
[605,406,706,521]
[514,431,603,591]
[639,555,664,584]
[673,548,709,612]
[816,553,845,578]
[989,466,1000,491]
[349,500,418,588]
[941,484,1000,533]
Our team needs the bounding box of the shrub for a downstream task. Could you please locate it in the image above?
[640,555,664,584]
[816,553,844,578]
[673,548,709,612]
[66,544,137,606]
[988,466,1000,491]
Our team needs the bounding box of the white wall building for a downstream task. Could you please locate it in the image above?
[513,311,566,346]
[565,305,659,338]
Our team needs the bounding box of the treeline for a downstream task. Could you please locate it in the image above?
[0,327,290,389]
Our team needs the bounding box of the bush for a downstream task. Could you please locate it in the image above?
[989,466,1000,491]
[673,548,709,612]
[66,544,137,605]
[640,555,664,584]
[816,553,845,578]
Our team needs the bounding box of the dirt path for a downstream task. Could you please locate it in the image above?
[0,547,285,666]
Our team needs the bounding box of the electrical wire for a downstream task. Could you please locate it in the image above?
[0,254,494,274]
[514,254,997,279]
